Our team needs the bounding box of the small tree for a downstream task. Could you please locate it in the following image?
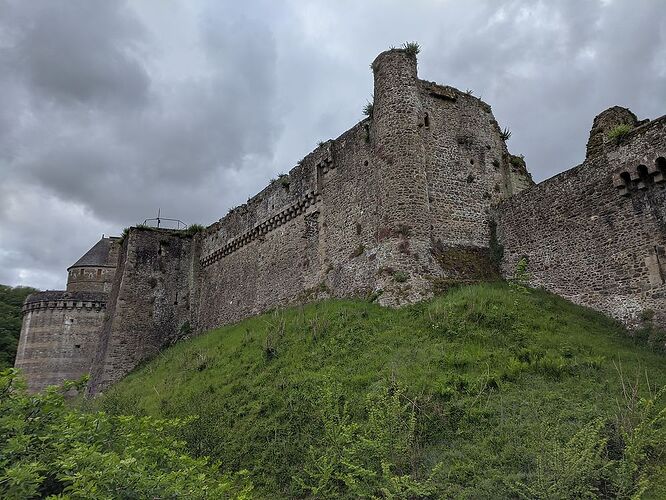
[509,257,530,293]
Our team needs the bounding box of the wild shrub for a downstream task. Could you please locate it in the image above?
[513,365,666,498]
[512,419,609,498]
[500,127,512,141]
[509,154,526,170]
[0,369,251,499]
[363,100,374,118]
[393,271,408,283]
[295,381,440,498]
[402,41,420,58]
[184,223,205,236]
[509,257,530,293]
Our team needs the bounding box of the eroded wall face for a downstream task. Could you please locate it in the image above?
[419,82,531,248]
[15,293,106,392]
[497,117,666,329]
[88,229,197,393]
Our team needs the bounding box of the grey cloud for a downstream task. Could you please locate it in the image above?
[4,0,149,108]
[0,0,664,290]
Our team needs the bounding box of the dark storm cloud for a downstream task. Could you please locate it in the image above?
[1,0,665,289]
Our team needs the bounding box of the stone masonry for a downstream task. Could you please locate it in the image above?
[15,238,118,392]
[496,107,666,330]
[14,48,663,394]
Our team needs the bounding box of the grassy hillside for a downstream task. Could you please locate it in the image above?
[0,284,36,368]
[101,283,666,499]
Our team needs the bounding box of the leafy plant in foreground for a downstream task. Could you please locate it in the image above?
[0,369,252,499]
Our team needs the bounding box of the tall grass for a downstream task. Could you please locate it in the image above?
[101,283,666,498]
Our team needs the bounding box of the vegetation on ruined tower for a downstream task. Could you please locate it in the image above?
[101,284,666,498]
[608,123,633,144]
[184,223,205,236]
[509,153,526,170]
[362,99,374,118]
[500,126,512,141]
[117,227,130,245]
[0,285,37,368]
[402,41,420,58]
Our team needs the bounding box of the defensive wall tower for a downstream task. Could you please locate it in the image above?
[15,237,118,392]
[370,50,432,294]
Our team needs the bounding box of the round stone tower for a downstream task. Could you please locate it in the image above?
[67,237,120,293]
[15,236,119,392]
[371,49,430,239]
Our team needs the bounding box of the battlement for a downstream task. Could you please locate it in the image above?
[22,291,107,313]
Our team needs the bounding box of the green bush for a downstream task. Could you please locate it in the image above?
[608,124,633,145]
[0,369,252,499]
[393,271,408,283]
[295,382,440,498]
[362,101,374,118]
[509,154,526,170]
[185,223,206,236]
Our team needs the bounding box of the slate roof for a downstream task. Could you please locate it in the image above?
[67,237,119,270]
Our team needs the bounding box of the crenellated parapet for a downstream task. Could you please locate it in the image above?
[22,291,107,313]
[201,190,321,267]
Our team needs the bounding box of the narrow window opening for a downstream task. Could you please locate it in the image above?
[637,165,649,190]
[656,157,666,183]
[657,157,666,172]
[424,113,430,128]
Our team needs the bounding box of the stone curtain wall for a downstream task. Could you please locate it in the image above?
[15,291,107,392]
[497,111,666,330]
[87,49,532,393]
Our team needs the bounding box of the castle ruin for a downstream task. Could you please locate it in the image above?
[14,49,665,393]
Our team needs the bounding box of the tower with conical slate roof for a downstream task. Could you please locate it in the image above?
[14,237,119,392]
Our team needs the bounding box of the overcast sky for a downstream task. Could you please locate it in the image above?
[1,0,665,290]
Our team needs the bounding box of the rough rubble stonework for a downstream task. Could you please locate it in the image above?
[13,49,664,393]
[496,107,666,330]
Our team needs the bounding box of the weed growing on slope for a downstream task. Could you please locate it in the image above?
[101,283,666,498]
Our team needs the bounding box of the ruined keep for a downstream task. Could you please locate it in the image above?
[14,48,665,394]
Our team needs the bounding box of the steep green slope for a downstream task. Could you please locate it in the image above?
[102,284,666,499]
[0,284,36,368]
